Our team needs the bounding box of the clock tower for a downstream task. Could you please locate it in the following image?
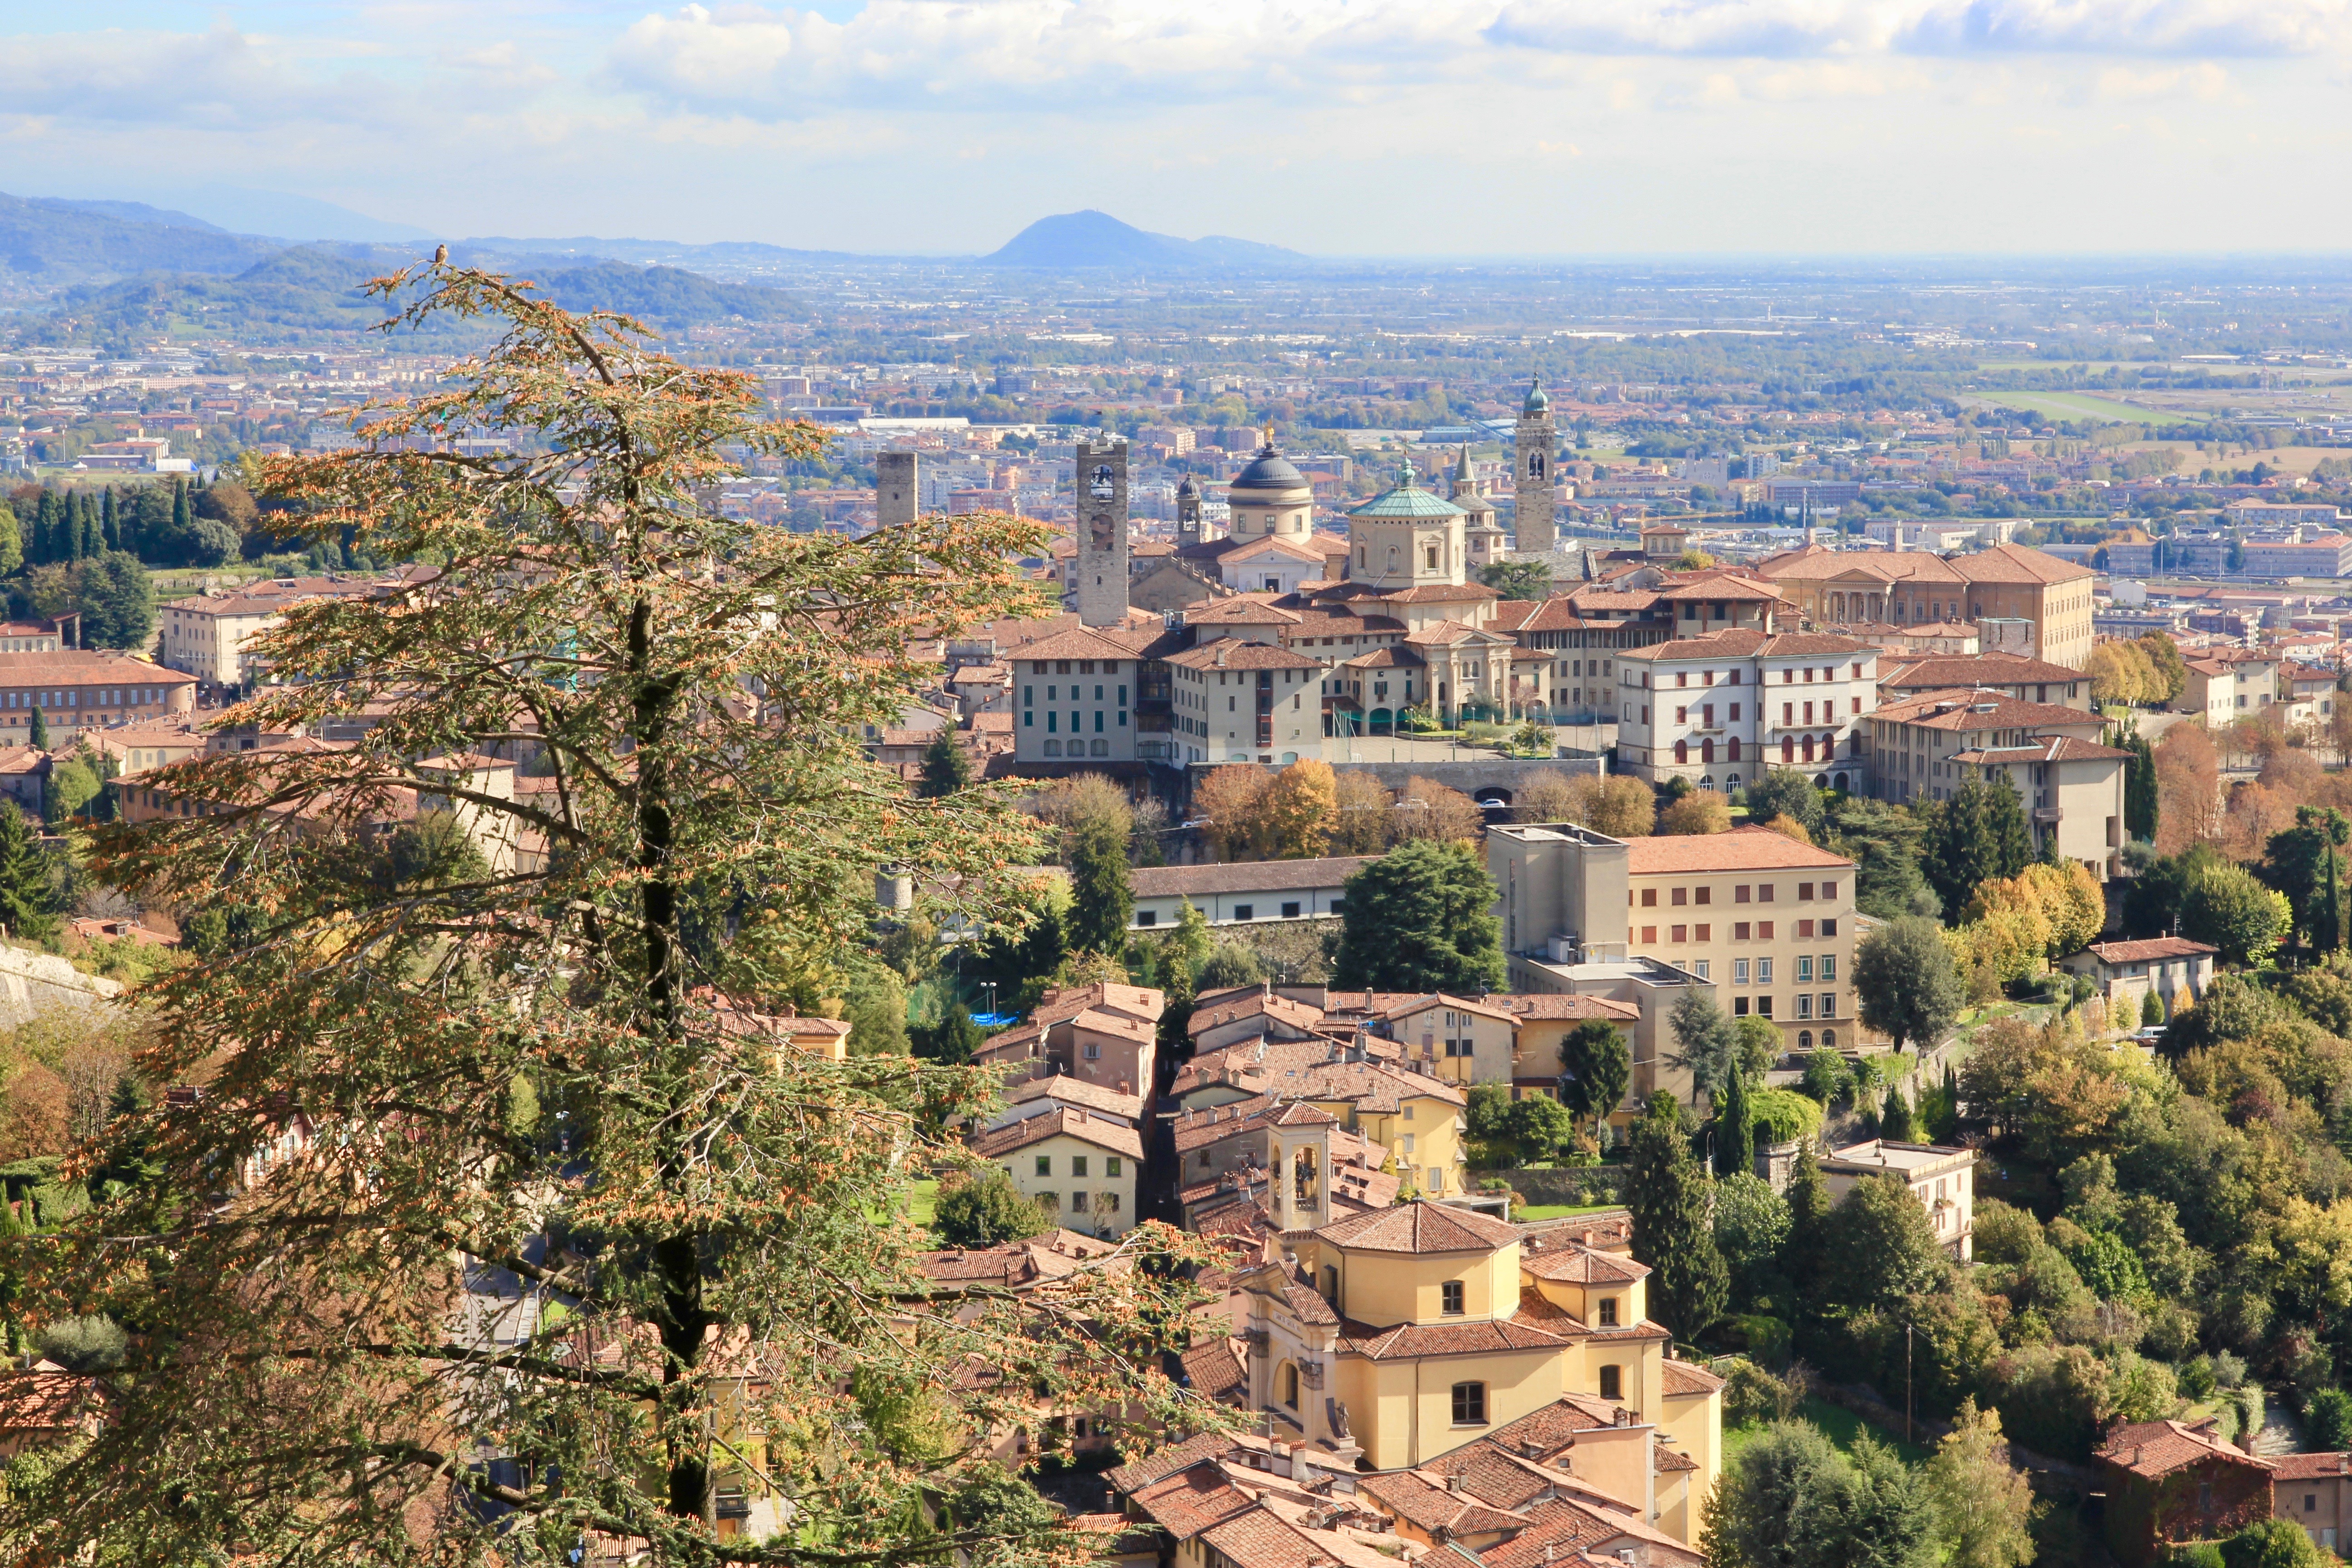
[1514,375,1557,553]
[1074,433,1130,627]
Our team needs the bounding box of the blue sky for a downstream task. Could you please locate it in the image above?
[4,1,2347,255]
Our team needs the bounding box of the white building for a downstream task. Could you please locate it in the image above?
[1614,628,1879,794]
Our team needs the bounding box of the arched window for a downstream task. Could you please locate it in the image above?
[1822,1030,1837,1049]
[1802,735,1816,763]
[1597,1365,1622,1402]
[1280,1362,1300,1408]
[1781,736,1795,764]
[1701,739,1715,764]
[1674,740,1688,765]
[1451,1381,1487,1425]
[1799,1030,1813,1049]
[1387,545,1400,570]
[1728,737,1742,762]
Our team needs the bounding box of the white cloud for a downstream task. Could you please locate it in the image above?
[0,23,400,127]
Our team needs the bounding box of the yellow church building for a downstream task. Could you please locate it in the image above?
[1224,1197,1723,1544]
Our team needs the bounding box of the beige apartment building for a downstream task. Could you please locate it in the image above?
[1758,541,2096,670]
[1818,1139,1977,1260]
[1490,823,1864,1068]
[0,653,197,743]
[161,577,381,690]
[1863,690,2127,877]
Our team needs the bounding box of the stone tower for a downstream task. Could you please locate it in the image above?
[1074,434,1130,627]
[1513,376,1556,553]
[1175,472,1203,549]
[875,450,917,529]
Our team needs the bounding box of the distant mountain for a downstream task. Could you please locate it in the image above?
[169,185,435,245]
[30,197,229,233]
[25,245,800,349]
[0,191,278,286]
[985,210,1310,270]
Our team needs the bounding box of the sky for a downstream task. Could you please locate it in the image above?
[5,0,2351,256]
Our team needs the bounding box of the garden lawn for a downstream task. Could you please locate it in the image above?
[1975,390,2193,427]
[1516,1203,1621,1221]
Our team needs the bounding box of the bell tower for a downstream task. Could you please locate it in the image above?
[1074,433,1130,627]
[1514,375,1557,553]
[1176,473,1203,549]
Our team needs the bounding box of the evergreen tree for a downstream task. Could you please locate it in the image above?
[170,475,190,550]
[81,491,103,560]
[101,487,118,552]
[1065,806,1134,957]
[1881,1085,1916,1142]
[916,730,973,798]
[1781,1140,1833,1313]
[1919,777,2032,917]
[1331,840,1505,994]
[0,502,20,576]
[1716,1063,1754,1178]
[2125,728,2159,842]
[27,707,48,750]
[1626,1092,1729,1341]
[33,489,58,566]
[1558,1018,1632,1132]
[13,266,1187,1560]
[0,805,55,942]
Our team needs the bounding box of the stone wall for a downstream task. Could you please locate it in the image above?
[1470,1165,1627,1205]
[0,942,124,1030]
[1331,755,1604,800]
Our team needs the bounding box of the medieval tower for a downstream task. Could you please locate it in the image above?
[1074,433,1131,627]
[1175,473,1203,549]
[1513,376,1556,553]
[875,450,917,529]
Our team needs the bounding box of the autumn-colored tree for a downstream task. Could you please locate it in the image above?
[1579,774,1657,838]
[2088,639,2158,706]
[2137,632,2189,705]
[1659,788,1731,835]
[17,265,1202,1563]
[1393,775,1486,843]
[1327,768,1396,854]
[2154,722,2221,856]
[1256,759,1339,860]
[1514,769,1582,824]
[1759,814,1812,843]
[1192,763,1273,860]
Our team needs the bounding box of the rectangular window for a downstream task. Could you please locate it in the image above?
[1695,925,1710,943]
[1797,919,1815,939]
[1758,958,1774,984]
[1281,902,1301,918]
[1100,1191,1120,1213]
[1106,1158,1122,1177]
[1734,959,1750,985]
[1734,921,1750,941]
[1695,887,1711,905]
[1441,1280,1465,1315]
[1798,882,1814,900]
[1597,1296,1618,1327]
[1071,1156,1088,1177]
[1672,887,1688,906]
[1822,918,1838,937]
[1641,926,1657,944]
[1758,884,1774,902]
[1797,956,1815,983]
[1233,904,1254,921]
[1641,888,1657,907]
[1597,1365,1622,1402]
[1034,1156,1051,1176]
[1694,960,1710,980]
[1136,911,1157,926]
[1798,994,1814,1020]
[1734,995,1750,1016]
[1451,1381,1487,1425]
[1821,955,1837,982]
[1735,885,1750,903]
[1758,995,1774,1018]
[1671,925,1687,944]
[1758,921,1774,940]
[1401,1134,1416,1154]
[1822,880,1837,900]
[1071,1191,1089,1213]
[1820,993,1837,1018]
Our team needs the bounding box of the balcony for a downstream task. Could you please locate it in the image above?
[2032,806,2063,824]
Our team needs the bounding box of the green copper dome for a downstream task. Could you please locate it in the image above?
[1348,462,1466,520]
[1523,375,1549,415]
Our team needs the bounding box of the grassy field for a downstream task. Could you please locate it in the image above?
[1516,1203,1621,1221]
[1973,390,2194,427]
[909,1178,939,1233]
[1724,1395,1935,1468]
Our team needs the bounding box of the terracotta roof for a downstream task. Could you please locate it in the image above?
[1189,991,1328,1039]
[1337,1315,1570,1359]
[1314,1200,1520,1255]
[1004,627,1156,665]
[914,1229,1125,1288]
[0,652,196,686]
[1483,1396,1630,1455]
[1186,597,1302,625]
[1520,1246,1648,1285]
[1879,652,2086,689]
[1034,982,1167,1026]
[1379,992,1520,1025]
[968,1107,1144,1161]
[2268,1452,2352,1480]
[1950,735,2132,764]
[1167,641,1325,672]
[1000,1074,1146,1122]
[1355,1471,1529,1538]
[2078,936,2219,965]
[2097,1419,2273,1480]
[1660,1359,1726,1397]
[1172,1096,1338,1155]
[1108,1432,1245,1495]
[1127,1463,1260,1540]
[1874,690,2104,732]
[1132,858,1373,900]
[1622,824,1854,875]
[1181,1337,1251,1403]
[1290,1058,1467,1113]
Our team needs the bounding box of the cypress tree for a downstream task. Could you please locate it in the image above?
[172,476,190,545]
[26,708,46,750]
[1626,1092,1729,1342]
[33,490,57,565]
[1716,1063,1753,1178]
[2125,728,2159,842]
[1781,1139,1833,1315]
[80,491,102,560]
[0,803,55,942]
[101,487,118,552]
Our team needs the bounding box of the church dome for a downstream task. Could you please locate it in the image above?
[1523,376,1549,415]
[1230,445,1308,492]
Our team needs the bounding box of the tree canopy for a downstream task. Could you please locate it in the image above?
[1331,839,1504,994]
